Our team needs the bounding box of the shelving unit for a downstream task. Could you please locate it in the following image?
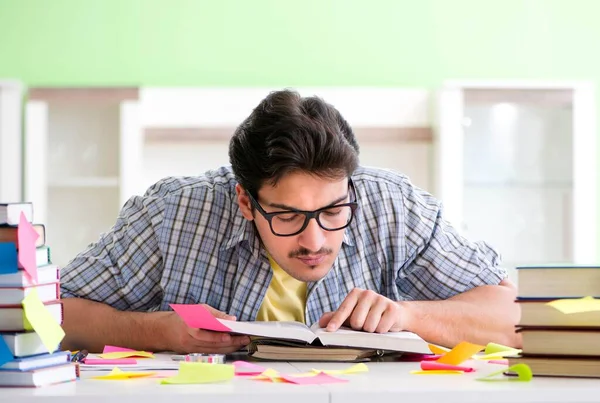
[0,80,24,202]
[25,88,138,267]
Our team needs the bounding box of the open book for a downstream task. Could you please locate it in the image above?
[170,304,431,361]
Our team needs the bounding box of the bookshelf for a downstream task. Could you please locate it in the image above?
[435,81,597,280]
[0,81,24,203]
[24,88,138,267]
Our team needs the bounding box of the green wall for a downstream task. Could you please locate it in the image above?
[0,0,598,258]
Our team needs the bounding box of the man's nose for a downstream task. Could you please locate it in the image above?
[297,218,326,252]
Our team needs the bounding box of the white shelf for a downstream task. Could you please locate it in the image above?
[48,177,120,188]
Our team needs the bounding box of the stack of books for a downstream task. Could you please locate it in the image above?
[0,202,77,387]
[509,264,600,378]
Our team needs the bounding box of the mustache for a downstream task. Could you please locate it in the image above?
[288,248,333,259]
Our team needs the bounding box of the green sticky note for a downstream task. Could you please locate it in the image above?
[484,342,522,357]
[21,288,65,352]
[161,362,234,385]
[476,364,532,382]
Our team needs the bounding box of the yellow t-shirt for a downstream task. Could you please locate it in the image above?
[256,254,307,323]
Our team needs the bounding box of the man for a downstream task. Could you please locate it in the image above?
[60,89,520,354]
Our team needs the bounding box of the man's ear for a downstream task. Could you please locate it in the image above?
[235,184,254,220]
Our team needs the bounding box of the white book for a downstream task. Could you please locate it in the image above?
[0,203,33,225]
[0,301,62,332]
[0,363,77,387]
[1,332,59,357]
[0,282,59,305]
[0,351,71,371]
[0,264,59,287]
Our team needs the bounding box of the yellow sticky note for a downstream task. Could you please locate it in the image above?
[250,368,282,382]
[99,351,155,359]
[547,296,600,314]
[476,364,532,382]
[428,344,450,355]
[21,288,65,352]
[436,341,484,365]
[474,343,522,360]
[92,367,156,380]
[161,362,234,385]
[311,363,369,375]
[410,370,464,375]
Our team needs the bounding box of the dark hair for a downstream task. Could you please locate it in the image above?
[229,89,359,196]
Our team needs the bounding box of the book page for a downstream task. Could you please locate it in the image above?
[220,319,318,343]
[312,325,430,354]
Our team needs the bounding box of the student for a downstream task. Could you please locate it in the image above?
[60,89,519,353]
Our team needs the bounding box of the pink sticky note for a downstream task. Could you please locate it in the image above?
[233,361,267,376]
[169,304,232,332]
[17,213,39,284]
[399,353,442,362]
[103,345,137,353]
[280,372,348,385]
[84,358,138,365]
[488,359,509,365]
[421,360,475,372]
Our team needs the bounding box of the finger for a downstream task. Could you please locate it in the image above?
[202,304,236,321]
[326,289,361,331]
[348,291,378,330]
[375,306,401,333]
[187,328,234,344]
[318,312,335,328]
[362,297,388,333]
[186,333,251,348]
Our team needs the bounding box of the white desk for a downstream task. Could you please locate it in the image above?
[4,358,600,403]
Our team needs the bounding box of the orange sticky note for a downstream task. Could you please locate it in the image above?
[421,360,475,372]
[428,344,450,355]
[436,341,484,365]
[17,213,39,284]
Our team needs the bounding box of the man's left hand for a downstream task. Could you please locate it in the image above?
[318,288,406,333]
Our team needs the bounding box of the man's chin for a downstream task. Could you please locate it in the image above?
[288,262,332,282]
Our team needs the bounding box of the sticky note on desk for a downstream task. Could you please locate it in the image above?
[18,214,39,284]
[421,361,475,372]
[22,288,65,352]
[0,242,18,275]
[547,296,600,314]
[436,341,484,365]
[169,304,232,332]
[476,364,532,382]
[161,362,234,385]
[92,367,155,380]
[232,360,267,376]
[280,372,348,385]
[99,345,154,359]
[311,363,368,375]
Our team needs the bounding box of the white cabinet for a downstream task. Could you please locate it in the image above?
[0,80,24,203]
[436,81,597,279]
[24,88,138,267]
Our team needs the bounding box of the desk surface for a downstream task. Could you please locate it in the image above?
[4,356,600,403]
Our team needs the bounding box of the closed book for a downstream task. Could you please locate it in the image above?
[0,363,77,387]
[248,339,379,362]
[0,203,33,226]
[0,283,59,305]
[518,298,600,327]
[0,264,59,287]
[1,332,59,357]
[518,327,600,356]
[0,224,46,248]
[35,246,51,267]
[508,355,600,378]
[516,265,600,298]
[0,301,62,332]
[0,351,71,371]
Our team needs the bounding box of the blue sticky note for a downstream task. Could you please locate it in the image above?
[0,242,18,275]
[0,336,13,367]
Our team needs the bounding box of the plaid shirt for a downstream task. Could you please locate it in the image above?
[61,166,506,326]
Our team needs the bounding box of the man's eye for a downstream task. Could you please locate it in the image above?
[322,208,342,217]
[276,214,300,223]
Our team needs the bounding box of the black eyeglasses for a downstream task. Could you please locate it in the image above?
[246,180,359,237]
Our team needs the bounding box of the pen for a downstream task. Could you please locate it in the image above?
[71,349,89,363]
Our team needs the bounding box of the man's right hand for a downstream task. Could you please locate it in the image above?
[164,304,251,354]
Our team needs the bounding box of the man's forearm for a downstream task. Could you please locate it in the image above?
[400,281,521,348]
[61,298,169,353]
